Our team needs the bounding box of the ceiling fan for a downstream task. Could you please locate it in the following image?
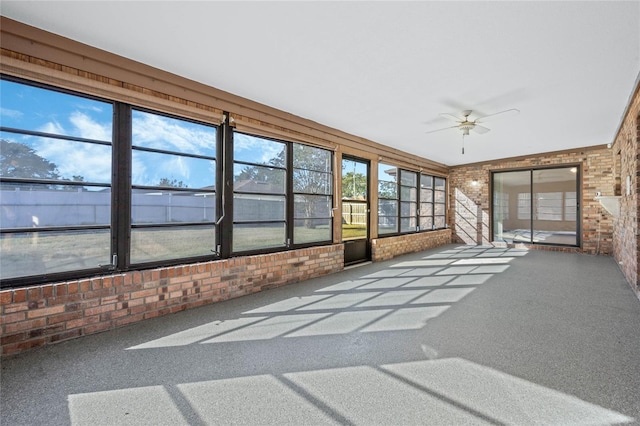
[426,108,519,153]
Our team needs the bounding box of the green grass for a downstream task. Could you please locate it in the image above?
[342,224,367,240]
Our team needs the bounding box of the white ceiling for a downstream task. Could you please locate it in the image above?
[2,1,639,166]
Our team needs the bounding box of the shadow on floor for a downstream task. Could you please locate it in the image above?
[2,245,639,425]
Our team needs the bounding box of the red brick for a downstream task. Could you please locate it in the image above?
[68,282,79,294]
[48,311,83,325]
[4,318,46,334]
[54,284,68,296]
[83,322,112,335]
[1,291,13,305]
[26,305,65,319]
[3,302,29,314]
[48,329,82,343]
[13,289,27,303]
[67,316,100,330]
[0,311,26,324]
[84,304,115,317]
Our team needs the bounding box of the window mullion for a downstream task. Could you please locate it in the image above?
[220,113,234,258]
[113,102,132,270]
[286,142,293,247]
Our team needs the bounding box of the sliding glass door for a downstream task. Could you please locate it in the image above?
[493,167,579,246]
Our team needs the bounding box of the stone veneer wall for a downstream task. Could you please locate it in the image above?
[0,245,344,356]
[449,146,615,256]
[611,81,640,297]
[371,229,452,262]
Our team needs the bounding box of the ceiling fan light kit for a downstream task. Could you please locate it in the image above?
[426,108,520,154]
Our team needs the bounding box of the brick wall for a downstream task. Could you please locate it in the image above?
[449,146,615,255]
[611,82,640,296]
[0,244,344,356]
[371,229,452,262]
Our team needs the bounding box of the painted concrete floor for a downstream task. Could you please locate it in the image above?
[2,244,639,425]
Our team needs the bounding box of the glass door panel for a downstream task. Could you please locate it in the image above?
[493,167,579,246]
[493,170,531,243]
[532,168,578,245]
[341,157,370,265]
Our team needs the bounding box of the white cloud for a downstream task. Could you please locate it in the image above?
[69,111,111,141]
[0,107,23,120]
[234,133,284,164]
[132,112,216,156]
[35,138,111,183]
[32,111,112,183]
[38,120,65,135]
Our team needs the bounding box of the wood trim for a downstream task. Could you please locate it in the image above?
[0,55,224,126]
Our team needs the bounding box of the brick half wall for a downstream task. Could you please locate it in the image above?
[371,229,452,262]
[0,244,344,356]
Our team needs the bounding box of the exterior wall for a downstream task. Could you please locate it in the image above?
[371,229,452,262]
[449,146,615,255]
[611,81,640,297]
[0,245,344,355]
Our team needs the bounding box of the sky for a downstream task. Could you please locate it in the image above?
[0,79,220,188]
[1,79,320,189]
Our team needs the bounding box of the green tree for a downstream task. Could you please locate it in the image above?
[292,144,332,229]
[158,177,187,188]
[0,139,61,180]
[341,171,367,199]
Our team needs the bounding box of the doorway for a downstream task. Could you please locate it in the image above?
[341,157,370,265]
[492,166,580,246]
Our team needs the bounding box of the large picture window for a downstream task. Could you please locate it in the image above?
[493,167,579,246]
[130,109,217,264]
[0,78,114,280]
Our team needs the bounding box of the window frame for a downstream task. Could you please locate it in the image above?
[128,106,220,267]
[377,164,448,238]
[491,166,580,247]
[229,131,334,256]
[0,76,116,286]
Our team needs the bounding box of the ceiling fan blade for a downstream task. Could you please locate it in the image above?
[475,108,519,123]
[439,113,464,123]
[472,124,490,134]
[425,125,458,134]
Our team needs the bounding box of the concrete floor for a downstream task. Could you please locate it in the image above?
[1,244,639,425]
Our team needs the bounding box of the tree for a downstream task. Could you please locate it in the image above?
[0,139,61,180]
[233,144,333,229]
[341,171,367,199]
[292,144,332,229]
[158,177,187,188]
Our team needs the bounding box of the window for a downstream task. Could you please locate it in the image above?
[377,163,398,234]
[232,133,287,252]
[517,192,531,220]
[493,191,509,222]
[232,133,334,252]
[378,165,446,236]
[536,192,563,221]
[130,109,217,264]
[400,170,418,232]
[433,177,447,229]
[564,191,577,221]
[419,175,434,230]
[0,77,113,280]
[293,144,333,244]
